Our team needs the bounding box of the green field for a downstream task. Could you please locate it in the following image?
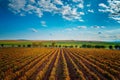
[0,40,120,49]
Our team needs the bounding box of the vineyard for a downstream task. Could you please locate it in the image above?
[0,48,120,80]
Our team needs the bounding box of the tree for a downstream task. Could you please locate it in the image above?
[59,45,61,48]
[70,45,73,48]
[44,45,47,47]
[55,45,57,47]
[39,42,43,47]
[32,42,39,47]
[100,45,106,48]
[27,44,31,47]
[82,44,87,48]
[64,46,68,48]
[114,45,120,50]
[95,45,100,48]
[51,42,56,47]
[18,45,21,47]
[86,45,92,48]
[23,45,26,47]
[75,45,78,48]
[109,45,113,49]
[0,44,4,47]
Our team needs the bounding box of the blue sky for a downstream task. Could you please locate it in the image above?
[0,0,120,41]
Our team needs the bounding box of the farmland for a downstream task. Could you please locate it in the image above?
[0,48,120,80]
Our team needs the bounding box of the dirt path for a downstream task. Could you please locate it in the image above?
[56,49,65,80]
[63,49,85,80]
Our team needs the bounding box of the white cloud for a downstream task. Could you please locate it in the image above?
[103,29,120,40]
[38,0,58,13]
[35,8,43,17]
[8,0,26,13]
[65,28,73,31]
[77,3,84,9]
[99,3,108,9]
[30,28,38,32]
[65,26,87,32]
[91,26,105,29]
[110,16,120,23]
[29,0,35,4]
[72,28,78,30]
[98,0,120,23]
[8,0,85,21]
[101,26,106,28]
[91,26,100,29]
[77,26,87,29]
[106,29,120,33]
[79,12,84,15]
[100,34,120,40]
[86,4,91,7]
[61,5,84,21]
[79,19,84,22]
[54,0,63,5]
[8,0,43,17]
[88,9,94,13]
[41,21,47,27]
[72,0,83,3]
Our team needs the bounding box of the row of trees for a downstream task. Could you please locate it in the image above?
[0,44,32,48]
[109,45,120,50]
[82,44,120,50]
[81,44,105,48]
[0,43,120,50]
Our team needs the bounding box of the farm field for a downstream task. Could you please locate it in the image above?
[0,48,120,80]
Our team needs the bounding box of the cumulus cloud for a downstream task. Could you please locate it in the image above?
[100,34,120,40]
[8,0,26,14]
[29,0,35,4]
[8,0,85,21]
[91,26,105,29]
[86,4,91,7]
[61,5,84,21]
[99,28,120,40]
[41,21,47,27]
[54,0,63,5]
[65,28,73,31]
[77,26,87,29]
[65,25,106,32]
[99,3,108,9]
[77,3,84,9]
[98,0,120,23]
[72,0,83,3]
[30,28,38,32]
[65,25,87,31]
[88,9,94,13]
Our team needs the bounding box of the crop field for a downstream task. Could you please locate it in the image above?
[0,48,120,80]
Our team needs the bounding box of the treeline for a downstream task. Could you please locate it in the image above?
[81,44,120,50]
[0,42,120,50]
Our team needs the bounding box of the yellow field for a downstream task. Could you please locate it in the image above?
[0,48,120,80]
